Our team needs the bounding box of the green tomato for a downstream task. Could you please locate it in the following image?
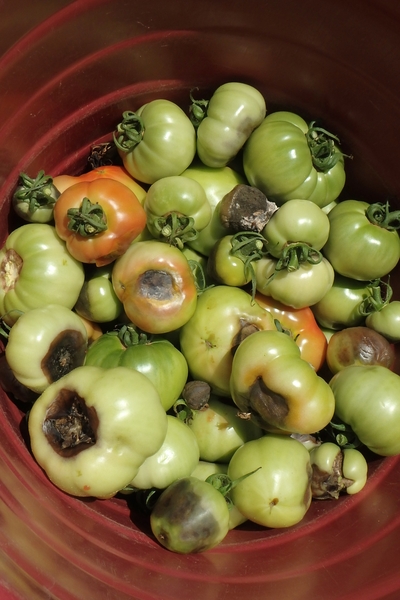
[309,442,368,499]
[185,395,263,463]
[366,301,400,343]
[28,365,168,498]
[255,254,334,309]
[182,163,246,256]
[330,365,400,456]
[207,234,255,287]
[262,199,330,258]
[311,274,373,330]
[0,223,85,326]
[179,285,276,396]
[74,265,123,323]
[228,434,312,528]
[322,200,400,280]
[192,82,266,168]
[85,326,188,411]
[150,476,230,553]
[243,111,346,208]
[230,329,335,435]
[144,175,211,246]
[12,170,60,223]
[5,304,88,393]
[129,416,199,490]
[114,100,196,184]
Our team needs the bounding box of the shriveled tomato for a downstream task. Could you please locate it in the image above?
[53,178,147,266]
[112,240,198,334]
[255,293,327,371]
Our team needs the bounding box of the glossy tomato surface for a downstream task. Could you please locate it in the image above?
[1,1,400,599]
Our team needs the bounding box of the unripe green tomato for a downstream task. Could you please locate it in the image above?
[187,396,263,463]
[311,274,373,330]
[262,199,330,258]
[150,476,230,553]
[129,416,200,490]
[207,235,254,287]
[74,265,123,323]
[228,434,312,528]
[366,301,400,343]
[342,448,368,495]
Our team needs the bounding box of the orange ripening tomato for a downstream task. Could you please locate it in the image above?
[255,292,327,371]
[53,165,147,204]
[53,178,147,267]
[112,240,198,334]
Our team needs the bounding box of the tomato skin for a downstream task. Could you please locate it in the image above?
[185,395,263,463]
[112,240,198,334]
[179,285,276,396]
[144,175,211,243]
[0,223,85,326]
[366,301,400,343]
[207,234,254,287]
[228,434,312,528]
[115,100,196,184]
[254,293,327,371]
[243,111,346,208]
[322,200,400,280]
[262,199,330,258]
[85,331,188,411]
[182,163,246,256]
[230,329,335,434]
[53,178,147,266]
[195,82,266,168]
[74,265,123,323]
[255,254,334,309]
[330,365,400,456]
[129,416,200,490]
[311,274,373,330]
[53,165,147,203]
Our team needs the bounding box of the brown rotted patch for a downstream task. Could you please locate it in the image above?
[248,376,289,430]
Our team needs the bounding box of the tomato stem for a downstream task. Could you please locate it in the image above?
[67,197,108,236]
[359,278,393,316]
[272,242,322,277]
[153,212,198,249]
[188,88,209,128]
[366,201,400,230]
[206,468,261,509]
[113,111,145,153]
[306,122,348,172]
[13,170,60,212]
[230,231,269,301]
[116,323,150,347]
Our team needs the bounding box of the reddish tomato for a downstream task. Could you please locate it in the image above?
[53,165,147,203]
[112,240,198,334]
[53,178,147,266]
[255,292,327,371]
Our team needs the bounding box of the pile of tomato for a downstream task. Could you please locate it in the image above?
[1,82,400,554]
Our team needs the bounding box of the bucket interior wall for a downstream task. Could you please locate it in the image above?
[1,1,400,599]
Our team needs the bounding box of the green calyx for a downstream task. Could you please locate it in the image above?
[359,278,393,316]
[366,201,400,231]
[13,170,60,212]
[67,197,107,236]
[113,111,145,153]
[274,242,322,274]
[189,88,209,128]
[116,323,150,347]
[230,231,269,300]
[206,469,261,510]
[153,212,198,249]
[306,121,346,172]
